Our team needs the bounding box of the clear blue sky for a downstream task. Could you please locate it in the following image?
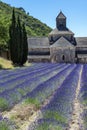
[1,0,87,37]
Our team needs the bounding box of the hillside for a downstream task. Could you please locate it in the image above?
[0,1,52,50]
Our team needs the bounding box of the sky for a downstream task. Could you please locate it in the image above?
[1,0,87,37]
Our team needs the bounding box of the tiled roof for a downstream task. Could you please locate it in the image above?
[57,11,66,19]
[51,36,74,48]
[49,28,74,35]
[76,37,87,47]
[28,37,50,48]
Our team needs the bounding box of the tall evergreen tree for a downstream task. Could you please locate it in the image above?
[16,16,22,65]
[21,23,28,65]
[9,8,28,65]
[9,8,17,64]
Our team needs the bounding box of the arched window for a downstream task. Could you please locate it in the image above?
[62,55,65,61]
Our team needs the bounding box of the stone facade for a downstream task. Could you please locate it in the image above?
[50,39,75,63]
[28,11,87,63]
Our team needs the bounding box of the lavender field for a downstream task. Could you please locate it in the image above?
[0,63,87,130]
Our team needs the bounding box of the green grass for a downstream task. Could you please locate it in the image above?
[0,57,31,69]
[44,111,67,124]
[0,97,9,111]
[17,88,26,96]
[23,98,40,109]
[84,116,87,130]
[36,122,63,130]
[0,121,11,130]
[36,111,66,130]
[0,57,13,69]
[83,100,87,105]
[82,97,87,105]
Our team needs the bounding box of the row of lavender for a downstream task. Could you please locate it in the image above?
[80,64,87,130]
[0,63,56,83]
[0,63,61,91]
[28,64,82,130]
[0,63,73,111]
[1,63,86,130]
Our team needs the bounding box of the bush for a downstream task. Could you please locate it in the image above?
[0,98,9,111]
[0,121,10,130]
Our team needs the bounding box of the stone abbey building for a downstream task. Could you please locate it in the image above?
[28,11,87,63]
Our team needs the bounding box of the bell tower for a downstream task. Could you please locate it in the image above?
[56,11,66,30]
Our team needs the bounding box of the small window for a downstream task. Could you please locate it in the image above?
[62,55,65,61]
[60,24,63,27]
[59,24,63,29]
[50,36,53,41]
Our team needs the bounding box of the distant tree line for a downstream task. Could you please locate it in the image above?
[9,8,28,66]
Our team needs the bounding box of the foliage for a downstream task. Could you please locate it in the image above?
[9,9,17,64]
[0,21,8,51]
[0,98,8,111]
[0,63,85,129]
[24,98,40,109]
[9,9,28,65]
[0,1,52,50]
[44,111,67,123]
[36,122,63,130]
[21,23,28,65]
[0,57,31,69]
[0,21,8,42]
[0,121,10,130]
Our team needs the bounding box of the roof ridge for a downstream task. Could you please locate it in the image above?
[57,11,66,19]
[51,36,74,47]
[49,28,74,35]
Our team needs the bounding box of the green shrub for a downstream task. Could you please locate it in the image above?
[0,121,10,130]
[44,111,67,124]
[82,99,87,105]
[36,122,63,130]
[0,98,9,111]
[24,98,40,109]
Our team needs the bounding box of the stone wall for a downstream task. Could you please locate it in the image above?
[77,57,87,63]
[0,50,10,60]
[56,18,66,29]
[29,48,50,53]
[50,47,75,63]
[28,55,50,62]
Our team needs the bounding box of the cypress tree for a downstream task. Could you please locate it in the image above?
[21,23,28,65]
[9,8,28,65]
[16,16,22,65]
[9,8,17,64]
